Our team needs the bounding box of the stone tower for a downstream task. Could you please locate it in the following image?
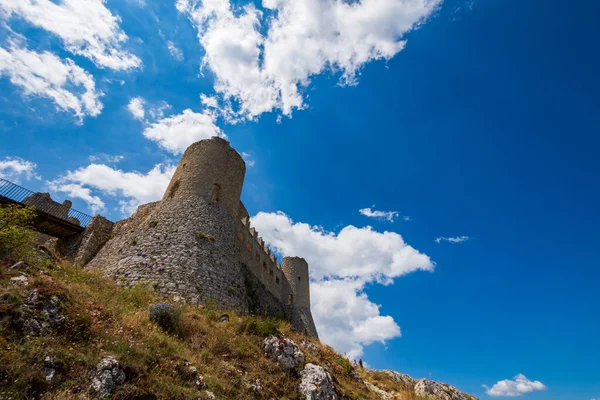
[282,257,311,308]
[81,137,318,337]
[163,137,245,218]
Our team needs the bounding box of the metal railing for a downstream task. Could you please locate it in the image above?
[0,178,93,227]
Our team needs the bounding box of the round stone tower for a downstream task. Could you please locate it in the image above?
[87,137,252,311]
[162,136,246,218]
[282,256,311,309]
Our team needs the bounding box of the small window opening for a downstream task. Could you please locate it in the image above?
[288,294,293,305]
[276,277,280,284]
[211,183,221,202]
[298,276,301,282]
[263,261,267,269]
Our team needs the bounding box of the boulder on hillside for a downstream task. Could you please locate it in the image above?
[91,356,126,399]
[414,378,477,400]
[299,363,338,400]
[262,335,305,371]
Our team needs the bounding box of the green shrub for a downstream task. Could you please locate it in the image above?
[195,231,206,239]
[0,205,35,258]
[336,356,354,375]
[148,303,181,334]
[240,317,281,336]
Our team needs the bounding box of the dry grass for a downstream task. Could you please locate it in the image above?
[0,246,442,400]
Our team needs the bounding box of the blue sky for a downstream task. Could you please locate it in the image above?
[1,0,599,399]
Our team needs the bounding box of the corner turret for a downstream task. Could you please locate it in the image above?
[282,256,310,308]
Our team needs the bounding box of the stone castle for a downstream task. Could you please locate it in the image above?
[58,137,318,337]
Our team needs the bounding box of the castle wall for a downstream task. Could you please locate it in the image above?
[235,218,285,302]
[79,137,318,338]
[88,195,254,310]
[57,215,114,265]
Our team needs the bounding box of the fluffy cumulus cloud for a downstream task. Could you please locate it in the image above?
[0,156,39,182]
[142,109,225,154]
[359,207,400,222]
[0,44,103,121]
[251,211,433,358]
[128,97,146,120]
[435,236,469,244]
[484,374,547,397]
[177,0,441,120]
[49,163,176,214]
[0,0,141,70]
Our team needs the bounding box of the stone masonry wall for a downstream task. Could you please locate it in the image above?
[57,215,114,265]
[87,196,251,310]
[235,217,285,302]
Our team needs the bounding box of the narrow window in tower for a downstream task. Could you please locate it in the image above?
[211,183,221,202]
[288,294,293,304]
[276,277,280,284]
[263,261,267,269]
[298,276,301,282]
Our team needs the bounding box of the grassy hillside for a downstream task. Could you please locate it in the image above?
[0,207,476,400]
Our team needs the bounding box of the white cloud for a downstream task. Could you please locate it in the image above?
[49,163,176,214]
[435,236,469,244]
[0,0,141,71]
[177,0,441,120]
[128,97,146,120]
[88,153,125,164]
[484,374,547,397]
[241,152,255,167]
[0,156,39,182]
[148,101,172,120]
[403,216,411,222]
[251,211,433,358]
[167,41,184,61]
[359,207,400,222]
[142,109,224,154]
[0,44,103,121]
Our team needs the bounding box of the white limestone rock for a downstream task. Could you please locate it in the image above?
[262,335,305,371]
[414,378,475,400]
[382,370,416,388]
[91,356,126,399]
[298,363,338,400]
[364,381,393,400]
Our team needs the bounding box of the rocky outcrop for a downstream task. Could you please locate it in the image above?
[414,378,475,400]
[91,356,126,399]
[382,370,416,388]
[299,363,337,400]
[364,381,393,400]
[262,335,305,371]
[17,289,67,336]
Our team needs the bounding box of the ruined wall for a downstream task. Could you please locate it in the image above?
[57,215,114,265]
